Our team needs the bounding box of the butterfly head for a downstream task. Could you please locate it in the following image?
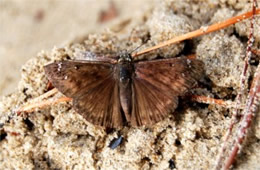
[118,51,132,64]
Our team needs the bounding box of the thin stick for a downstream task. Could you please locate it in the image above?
[191,95,239,108]
[223,1,259,169]
[224,60,260,170]
[31,88,58,101]
[132,9,260,57]
[187,54,196,59]
[17,88,59,115]
[215,1,257,169]
[252,49,260,56]
[234,0,257,120]
[18,97,72,113]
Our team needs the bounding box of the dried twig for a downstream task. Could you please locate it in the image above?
[224,59,260,169]
[215,1,258,169]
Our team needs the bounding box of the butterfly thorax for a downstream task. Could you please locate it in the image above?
[117,53,133,122]
[118,53,133,84]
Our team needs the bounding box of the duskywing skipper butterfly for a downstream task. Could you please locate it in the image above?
[44,52,204,128]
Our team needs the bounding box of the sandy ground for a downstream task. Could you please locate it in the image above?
[0,0,260,170]
[0,0,151,96]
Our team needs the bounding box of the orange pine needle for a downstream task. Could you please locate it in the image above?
[252,49,260,55]
[191,95,239,108]
[38,88,58,99]
[132,8,260,57]
[18,97,72,113]
[187,54,196,59]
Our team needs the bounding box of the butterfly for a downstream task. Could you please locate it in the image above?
[44,52,204,128]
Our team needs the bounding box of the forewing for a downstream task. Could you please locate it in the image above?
[131,57,204,126]
[44,60,123,128]
[44,60,113,98]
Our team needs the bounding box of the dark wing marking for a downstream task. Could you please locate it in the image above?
[131,57,204,126]
[44,60,123,128]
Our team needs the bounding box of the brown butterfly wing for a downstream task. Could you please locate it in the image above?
[131,57,204,126]
[44,60,123,128]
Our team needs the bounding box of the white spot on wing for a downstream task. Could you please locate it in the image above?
[57,62,62,72]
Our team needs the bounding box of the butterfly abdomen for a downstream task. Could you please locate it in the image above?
[117,62,134,123]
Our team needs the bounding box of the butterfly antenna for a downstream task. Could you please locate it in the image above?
[129,43,146,56]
